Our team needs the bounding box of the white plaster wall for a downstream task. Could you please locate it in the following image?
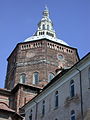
[25,58,90,120]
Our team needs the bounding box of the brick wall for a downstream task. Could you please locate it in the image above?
[5,39,79,90]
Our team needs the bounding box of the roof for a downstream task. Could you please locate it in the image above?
[24,35,69,46]
[0,88,11,96]
[24,6,69,46]
[11,83,42,93]
[0,102,23,118]
[7,38,79,61]
[0,102,14,112]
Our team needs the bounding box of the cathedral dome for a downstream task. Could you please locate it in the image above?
[24,6,69,46]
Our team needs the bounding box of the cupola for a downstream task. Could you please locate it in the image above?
[24,6,69,46]
[35,6,56,38]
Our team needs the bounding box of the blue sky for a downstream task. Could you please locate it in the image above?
[0,0,90,88]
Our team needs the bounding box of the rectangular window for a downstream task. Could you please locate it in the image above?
[42,101,45,116]
[71,110,75,120]
[55,91,58,108]
[33,72,39,84]
[71,116,75,120]
[71,85,75,97]
[29,110,32,120]
[70,80,75,98]
[29,115,32,120]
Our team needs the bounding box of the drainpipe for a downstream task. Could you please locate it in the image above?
[75,68,83,120]
[34,101,38,120]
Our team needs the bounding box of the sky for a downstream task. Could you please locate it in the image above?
[0,0,90,88]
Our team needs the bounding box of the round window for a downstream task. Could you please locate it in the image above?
[57,54,64,60]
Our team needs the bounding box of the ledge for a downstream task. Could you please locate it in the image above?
[64,94,80,107]
[54,106,58,110]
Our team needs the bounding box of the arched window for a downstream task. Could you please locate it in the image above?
[71,110,75,120]
[55,91,58,108]
[42,100,45,116]
[57,54,64,60]
[70,80,75,98]
[19,74,26,84]
[29,110,32,120]
[88,67,90,88]
[39,26,41,29]
[33,72,39,84]
[39,32,41,35]
[47,32,48,35]
[42,24,45,30]
[47,25,49,30]
[48,73,55,82]
[43,31,44,35]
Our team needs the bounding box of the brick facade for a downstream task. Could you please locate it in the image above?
[3,38,79,111]
[5,39,79,90]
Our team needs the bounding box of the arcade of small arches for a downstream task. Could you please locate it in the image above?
[21,42,73,54]
[39,24,52,30]
[38,31,54,37]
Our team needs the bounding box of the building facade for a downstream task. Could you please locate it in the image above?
[0,102,22,120]
[22,52,90,120]
[0,89,22,120]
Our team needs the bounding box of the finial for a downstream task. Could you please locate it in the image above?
[43,5,49,18]
[45,5,48,11]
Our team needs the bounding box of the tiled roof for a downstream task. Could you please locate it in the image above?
[0,102,23,119]
[0,102,14,112]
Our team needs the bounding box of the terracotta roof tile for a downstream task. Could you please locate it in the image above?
[0,102,14,112]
